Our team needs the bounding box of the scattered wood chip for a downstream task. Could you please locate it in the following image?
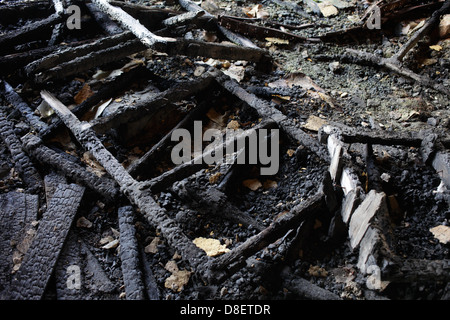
[439,14,450,39]
[102,239,119,250]
[430,225,450,244]
[266,37,289,45]
[193,237,230,257]
[222,65,245,82]
[242,178,262,191]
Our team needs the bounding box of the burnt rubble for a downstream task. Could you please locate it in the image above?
[0,0,449,301]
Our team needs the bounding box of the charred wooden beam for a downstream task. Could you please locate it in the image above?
[209,191,326,277]
[118,206,146,300]
[0,13,63,55]
[9,183,85,300]
[41,90,211,278]
[0,108,43,193]
[213,70,330,162]
[40,64,151,140]
[91,0,176,49]
[281,267,341,300]
[86,3,124,35]
[33,38,147,83]
[0,80,48,134]
[90,72,215,135]
[21,133,119,201]
[25,31,135,77]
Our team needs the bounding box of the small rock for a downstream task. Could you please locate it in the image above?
[76,216,92,228]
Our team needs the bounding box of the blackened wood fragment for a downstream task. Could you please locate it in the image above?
[118,206,145,300]
[9,183,85,300]
[385,259,450,283]
[21,133,118,201]
[139,247,160,300]
[0,109,43,192]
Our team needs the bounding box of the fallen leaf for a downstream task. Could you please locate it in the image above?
[308,265,328,277]
[222,65,245,82]
[317,3,338,17]
[302,115,328,131]
[76,216,92,228]
[429,45,443,51]
[430,225,450,244]
[144,237,161,254]
[263,179,278,189]
[244,4,269,19]
[227,120,240,130]
[74,83,94,104]
[164,269,192,292]
[164,260,179,274]
[209,172,222,184]
[193,237,230,257]
[242,178,262,191]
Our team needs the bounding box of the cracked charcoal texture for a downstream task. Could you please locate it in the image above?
[8,183,84,300]
[118,206,145,300]
[0,192,39,298]
[0,109,42,192]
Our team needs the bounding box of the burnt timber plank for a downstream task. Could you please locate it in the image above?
[9,183,85,300]
[0,192,39,298]
[118,206,145,300]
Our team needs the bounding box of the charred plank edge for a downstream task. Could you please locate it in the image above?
[41,90,211,277]
[9,183,85,300]
[0,108,43,192]
[118,206,146,300]
[21,133,119,201]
